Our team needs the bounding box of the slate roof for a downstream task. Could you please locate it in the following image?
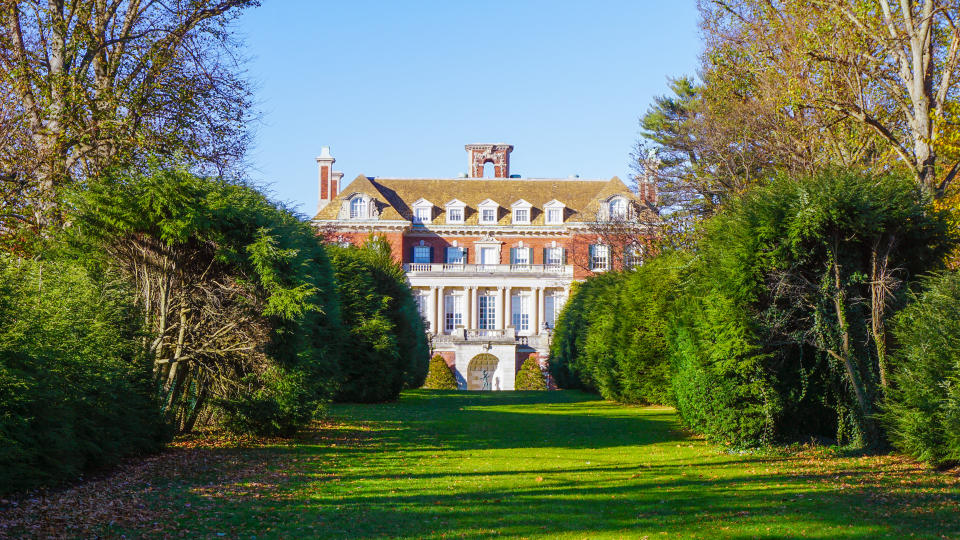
[313,175,639,226]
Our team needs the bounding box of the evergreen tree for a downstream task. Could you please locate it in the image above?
[422,355,458,390]
[516,354,548,391]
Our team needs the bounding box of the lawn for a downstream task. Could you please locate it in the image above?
[3,390,959,539]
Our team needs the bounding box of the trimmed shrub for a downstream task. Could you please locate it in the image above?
[548,253,686,405]
[329,236,430,402]
[0,253,168,495]
[422,355,458,390]
[516,354,548,390]
[883,271,960,467]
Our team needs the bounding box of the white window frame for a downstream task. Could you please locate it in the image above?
[478,295,496,330]
[625,244,643,269]
[608,197,627,220]
[478,199,500,224]
[511,199,532,225]
[445,199,466,224]
[544,199,566,225]
[545,246,563,266]
[512,247,530,265]
[544,295,557,330]
[445,294,464,332]
[349,197,367,219]
[413,246,431,264]
[590,244,610,271]
[446,246,466,265]
[511,294,531,333]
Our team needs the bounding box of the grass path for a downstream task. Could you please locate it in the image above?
[3,390,959,538]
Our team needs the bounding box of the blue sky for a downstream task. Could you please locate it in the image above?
[237,1,701,215]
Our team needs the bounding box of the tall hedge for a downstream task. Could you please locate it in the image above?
[329,237,429,402]
[671,170,951,447]
[548,253,685,405]
[0,252,168,495]
[884,271,960,467]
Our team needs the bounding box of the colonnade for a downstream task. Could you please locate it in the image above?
[423,285,565,336]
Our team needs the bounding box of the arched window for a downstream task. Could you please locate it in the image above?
[350,197,366,219]
[608,198,627,219]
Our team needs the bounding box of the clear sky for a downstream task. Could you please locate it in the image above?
[237,1,701,216]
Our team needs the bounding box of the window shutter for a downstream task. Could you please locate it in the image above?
[562,248,568,265]
[462,247,468,264]
[542,247,547,264]
[527,247,535,264]
[428,246,434,263]
[410,246,415,263]
[588,244,595,269]
[510,247,517,264]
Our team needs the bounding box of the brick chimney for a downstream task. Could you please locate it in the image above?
[316,146,344,212]
[466,143,513,178]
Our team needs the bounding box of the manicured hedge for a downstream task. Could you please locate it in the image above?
[422,354,458,390]
[884,271,960,467]
[515,354,548,390]
[0,254,168,495]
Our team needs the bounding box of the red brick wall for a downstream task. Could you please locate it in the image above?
[437,351,455,369]
[320,165,329,200]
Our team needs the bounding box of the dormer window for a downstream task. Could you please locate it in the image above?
[412,198,434,225]
[544,199,566,225]
[478,199,500,225]
[608,197,627,219]
[511,199,532,225]
[445,199,466,224]
[350,196,367,219]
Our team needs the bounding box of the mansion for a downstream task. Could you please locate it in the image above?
[312,143,655,391]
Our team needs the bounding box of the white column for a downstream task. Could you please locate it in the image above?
[505,286,513,330]
[466,287,474,329]
[438,286,446,334]
[497,287,505,329]
[536,286,545,334]
[471,287,479,329]
[430,286,439,335]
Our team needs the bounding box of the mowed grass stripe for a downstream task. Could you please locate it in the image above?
[99,390,958,539]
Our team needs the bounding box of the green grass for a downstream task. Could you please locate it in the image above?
[68,391,960,537]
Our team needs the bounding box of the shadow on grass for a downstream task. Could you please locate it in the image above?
[94,390,960,539]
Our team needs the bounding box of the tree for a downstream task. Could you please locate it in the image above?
[699,0,960,195]
[0,0,259,230]
[422,354,457,390]
[515,354,548,391]
[71,166,343,435]
[884,270,960,467]
[328,236,429,403]
[672,169,953,447]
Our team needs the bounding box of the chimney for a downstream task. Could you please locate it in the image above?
[465,143,513,178]
[316,146,343,212]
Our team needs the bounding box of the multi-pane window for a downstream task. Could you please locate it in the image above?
[481,208,496,223]
[413,207,431,224]
[511,295,531,332]
[413,246,431,264]
[545,247,563,266]
[511,247,530,265]
[513,208,529,224]
[414,293,428,321]
[478,295,496,330]
[590,244,610,271]
[625,244,643,269]
[444,295,463,331]
[446,247,466,264]
[547,208,562,224]
[608,198,627,219]
[447,208,463,223]
[350,197,366,218]
[544,295,557,330]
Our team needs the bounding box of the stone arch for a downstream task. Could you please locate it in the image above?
[467,353,499,391]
